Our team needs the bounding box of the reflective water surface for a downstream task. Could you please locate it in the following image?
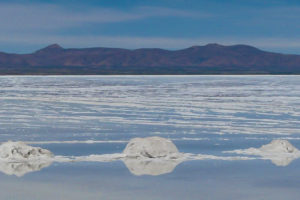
[0,75,300,199]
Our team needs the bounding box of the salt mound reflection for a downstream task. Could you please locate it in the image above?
[0,161,52,177]
[122,158,182,176]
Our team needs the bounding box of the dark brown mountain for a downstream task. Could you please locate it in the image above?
[0,43,300,74]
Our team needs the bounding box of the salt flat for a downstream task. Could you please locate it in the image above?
[0,75,300,199]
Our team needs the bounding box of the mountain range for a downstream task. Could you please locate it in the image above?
[0,43,300,75]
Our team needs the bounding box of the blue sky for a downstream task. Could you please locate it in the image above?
[0,0,300,54]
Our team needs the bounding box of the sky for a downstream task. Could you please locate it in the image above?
[0,0,300,54]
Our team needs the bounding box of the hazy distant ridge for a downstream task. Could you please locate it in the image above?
[0,43,300,74]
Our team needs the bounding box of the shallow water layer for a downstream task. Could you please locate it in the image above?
[0,75,300,199]
[1,155,300,200]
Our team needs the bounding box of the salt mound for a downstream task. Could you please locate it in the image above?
[0,141,53,162]
[260,140,298,153]
[224,140,300,166]
[123,137,180,159]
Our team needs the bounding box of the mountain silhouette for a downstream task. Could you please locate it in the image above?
[0,43,300,74]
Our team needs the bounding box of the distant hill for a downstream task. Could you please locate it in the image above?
[0,43,300,75]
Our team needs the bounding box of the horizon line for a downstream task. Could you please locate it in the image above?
[2,42,299,56]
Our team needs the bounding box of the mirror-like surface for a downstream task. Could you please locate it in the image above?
[0,75,300,199]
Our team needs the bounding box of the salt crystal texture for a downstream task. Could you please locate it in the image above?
[225,140,300,166]
[122,136,183,175]
[260,140,298,153]
[0,141,53,162]
[123,136,180,159]
[0,141,53,176]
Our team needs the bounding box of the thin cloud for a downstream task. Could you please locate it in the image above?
[0,3,205,31]
[0,2,299,54]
